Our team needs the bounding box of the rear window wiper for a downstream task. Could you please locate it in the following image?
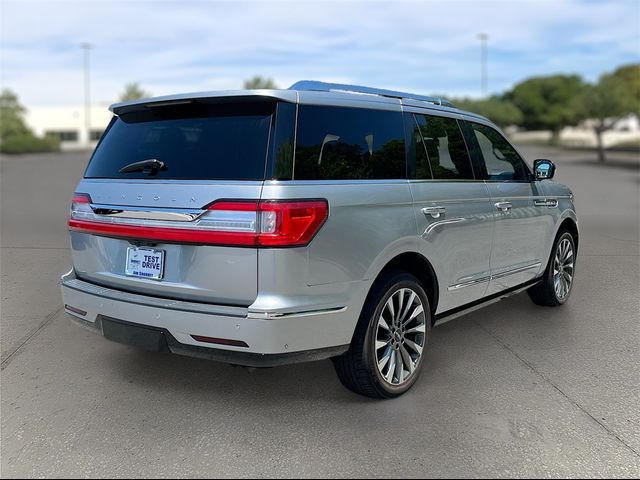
[119,159,167,175]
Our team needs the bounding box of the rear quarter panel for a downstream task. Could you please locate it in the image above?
[255,181,417,344]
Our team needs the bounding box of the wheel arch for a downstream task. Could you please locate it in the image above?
[558,217,579,252]
[368,252,439,319]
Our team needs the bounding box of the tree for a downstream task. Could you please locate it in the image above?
[243,76,278,89]
[453,96,523,128]
[608,64,640,116]
[0,89,59,154]
[0,88,30,141]
[507,75,586,144]
[574,64,640,162]
[119,82,151,101]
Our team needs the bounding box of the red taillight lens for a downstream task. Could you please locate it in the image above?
[256,200,328,246]
[68,198,328,248]
[72,193,91,204]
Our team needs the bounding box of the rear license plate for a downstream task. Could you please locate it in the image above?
[125,247,165,280]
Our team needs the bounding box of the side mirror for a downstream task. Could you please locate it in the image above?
[533,159,556,180]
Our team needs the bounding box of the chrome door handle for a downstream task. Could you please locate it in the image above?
[495,201,512,213]
[534,198,558,208]
[422,206,446,218]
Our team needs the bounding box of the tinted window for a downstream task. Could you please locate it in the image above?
[470,122,529,181]
[409,114,432,179]
[85,102,274,180]
[294,106,406,180]
[414,114,474,180]
[269,102,296,180]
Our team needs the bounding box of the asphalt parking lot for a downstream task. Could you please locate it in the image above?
[1,146,639,478]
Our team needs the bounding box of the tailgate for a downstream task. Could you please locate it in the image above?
[69,180,262,305]
[67,98,291,306]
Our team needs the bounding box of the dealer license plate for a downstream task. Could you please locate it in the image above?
[125,247,165,280]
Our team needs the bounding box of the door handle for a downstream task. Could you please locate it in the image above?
[494,201,512,213]
[422,206,446,218]
[534,198,558,208]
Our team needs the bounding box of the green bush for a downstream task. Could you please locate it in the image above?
[0,134,60,154]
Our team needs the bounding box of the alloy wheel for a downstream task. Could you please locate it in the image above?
[374,288,426,386]
[553,237,574,300]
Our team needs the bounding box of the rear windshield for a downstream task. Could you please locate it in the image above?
[85,102,274,180]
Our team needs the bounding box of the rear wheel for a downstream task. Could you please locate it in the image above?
[333,271,431,399]
[528,230,576,306]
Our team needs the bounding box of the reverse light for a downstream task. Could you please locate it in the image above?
[70,193,93,220]
[68,196,329,248]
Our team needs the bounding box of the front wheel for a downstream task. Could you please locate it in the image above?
[332,271,432,399]
[528,230,576,306]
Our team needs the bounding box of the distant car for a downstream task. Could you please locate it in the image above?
[61,81,578,398]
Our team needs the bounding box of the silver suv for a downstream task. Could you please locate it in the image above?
[61,81,578,398]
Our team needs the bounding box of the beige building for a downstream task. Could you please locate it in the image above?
[25,104,115,151]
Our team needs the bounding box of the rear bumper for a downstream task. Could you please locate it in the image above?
[61,271,351,366]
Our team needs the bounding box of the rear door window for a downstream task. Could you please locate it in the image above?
[84,102,275,180]
[413,114,474,180]
[294,105,406,180]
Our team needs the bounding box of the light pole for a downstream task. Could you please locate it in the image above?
[477,33,488,98]
[80,42,92,146]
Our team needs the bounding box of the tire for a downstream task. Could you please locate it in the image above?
[528,230,576,306]
[332,271,432,399]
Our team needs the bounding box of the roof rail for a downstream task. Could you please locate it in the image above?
[289,80,454,108]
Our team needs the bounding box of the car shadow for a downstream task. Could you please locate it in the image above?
[102,290,577,409]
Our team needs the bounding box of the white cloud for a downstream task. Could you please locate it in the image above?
[1,0,638,106]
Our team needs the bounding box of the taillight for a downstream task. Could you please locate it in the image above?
[70,192,93,220]
[68,197,328,248]
[254,200,329,246]
[204,200,328,247]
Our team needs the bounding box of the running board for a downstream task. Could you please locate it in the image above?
[433,278,541,327]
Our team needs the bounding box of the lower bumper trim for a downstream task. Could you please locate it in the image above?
[102,317,169,352]
[80,314,349,368]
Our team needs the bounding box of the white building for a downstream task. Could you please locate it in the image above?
[24,104,115,151]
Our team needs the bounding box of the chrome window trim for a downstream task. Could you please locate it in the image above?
[267,179,411,186]
[408,179,484,184]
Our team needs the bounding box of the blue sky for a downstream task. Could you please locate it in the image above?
[1,0,638,106]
